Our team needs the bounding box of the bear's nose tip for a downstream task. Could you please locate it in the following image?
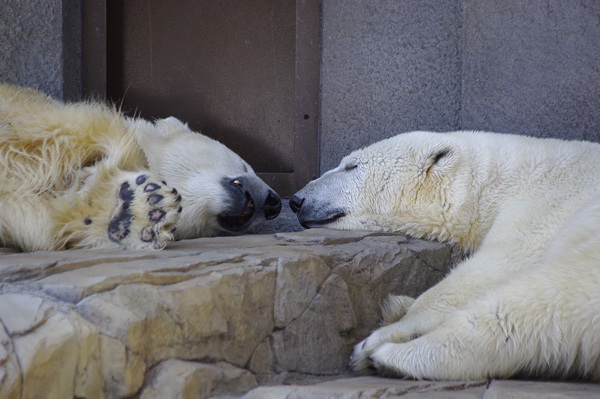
[264,191,281,220]
[289,195,304,213]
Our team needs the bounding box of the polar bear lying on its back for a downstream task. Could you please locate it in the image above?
[290,131,600,380]
[0,84,281,251]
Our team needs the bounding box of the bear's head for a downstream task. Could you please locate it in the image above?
[131,117,282,238]
[290,132,475,248]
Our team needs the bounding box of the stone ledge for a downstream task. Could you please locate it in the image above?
[0,229,450,399]
[238,377,600,399]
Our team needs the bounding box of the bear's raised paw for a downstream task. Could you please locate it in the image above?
[108,172,182,249]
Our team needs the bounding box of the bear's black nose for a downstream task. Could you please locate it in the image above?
[264,190,282,220]
[289,195,304,213]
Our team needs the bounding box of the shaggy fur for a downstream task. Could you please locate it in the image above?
[291,131,600,380]
[0,84,280,251]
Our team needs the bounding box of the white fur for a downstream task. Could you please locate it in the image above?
[293,131,600,380]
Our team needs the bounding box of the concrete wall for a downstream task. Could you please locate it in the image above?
[0,0,81,101]
[461,0,600,141]
[320,0,600,173]
[320,0,462,172]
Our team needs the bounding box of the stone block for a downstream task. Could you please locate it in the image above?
[0,230,451,397]
[242,376,489,399]
[13,312,78,399]
[0,294,54,335]
[0,322,21,399]
[140,360,257,399]
[70,312,104,399]
[483,380,600,399]
[273,255,330,328]
[98,334,146,399]
[273,273,357,374]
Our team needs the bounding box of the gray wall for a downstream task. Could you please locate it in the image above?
[461,0,600,140]
[2,0,599,174]
[320,0,462,172]
[0,0,81,101]
[320,0,600,173]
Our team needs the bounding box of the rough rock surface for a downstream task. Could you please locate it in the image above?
[0,229,451,399]
[239,377,600,399]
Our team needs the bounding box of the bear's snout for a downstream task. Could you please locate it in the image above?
[289,193,345,229]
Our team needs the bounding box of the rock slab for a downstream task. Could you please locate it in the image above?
[0,229,450,399]
[240,377,600,399]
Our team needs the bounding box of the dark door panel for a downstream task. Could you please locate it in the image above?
[82,0,319,197]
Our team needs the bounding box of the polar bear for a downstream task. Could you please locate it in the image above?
[0,83,281,252]
[290,131,600,381]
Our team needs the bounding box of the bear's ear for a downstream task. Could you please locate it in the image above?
[420,144,457,178]
[153,117,190,137]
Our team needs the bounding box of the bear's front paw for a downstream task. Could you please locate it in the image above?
[108,173,182,249]
[350,323,413,374]
[369,342,408,378]
[349,340,377,374]
[350,328,390,373]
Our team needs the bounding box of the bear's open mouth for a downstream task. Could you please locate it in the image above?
[219,199,255,229]
[218,179,256,230]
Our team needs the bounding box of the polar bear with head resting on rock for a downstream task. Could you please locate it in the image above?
[0,83,281,251]
[290,131,600,381]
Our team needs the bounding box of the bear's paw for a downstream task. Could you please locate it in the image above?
[108,172,182,249]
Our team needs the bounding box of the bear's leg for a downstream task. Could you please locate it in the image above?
[350,246,534,373]
[367,314,517,380]
[350,295,417,372]
[367,289,537,380]
[351,277,513,373]
[61,170,182,250]
[363,268,600,381]
[350,317,418,372]
[351,274,478,372]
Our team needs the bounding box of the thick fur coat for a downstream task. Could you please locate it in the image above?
[291,131,600,380]
[0,84,280,251]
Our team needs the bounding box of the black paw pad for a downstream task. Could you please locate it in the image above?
[108,208,133,242]
[172,187,178,195]
[135,175,148,185]
[118,182,135,209]
[141,227,155,242]
[147,194,163,206]
[144,183,161,192]
[149,209,166,223]
[177,206,183,213]
[84,217,92,225]
[176,194,182,203]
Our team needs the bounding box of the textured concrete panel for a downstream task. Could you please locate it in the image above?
[0,0,81,101]
[461,0,600,141]
[0,0,63,99]
[320,0,462,173]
